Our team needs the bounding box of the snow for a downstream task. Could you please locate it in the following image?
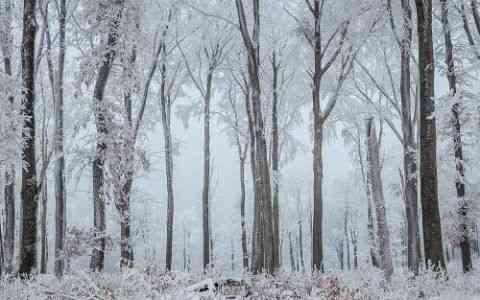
[2,264,480,299]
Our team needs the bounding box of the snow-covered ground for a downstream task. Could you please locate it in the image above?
[1,266,479,299]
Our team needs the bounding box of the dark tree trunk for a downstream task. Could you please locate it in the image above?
[235,0,274,274]
[288,231,296,272]
[271,51,280,271]
[18,0,38,276]
[415,0,446,271]
[202,70,213,270]
[40,99,48,274]
[312,0,324,272]
[160,56,175,271]
[440,0,472,273]
[90,0,125,272]
[54,0,67,278]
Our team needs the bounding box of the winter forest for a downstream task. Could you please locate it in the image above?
[2,0,480,299]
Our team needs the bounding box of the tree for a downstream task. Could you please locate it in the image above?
[179,21,229,269]
[54,0,67,278]
[0,0,15,274]
[415,0,446,271]
[439,0,472,273]
[386,0,420,274]
[366,118,393,281]
[235,0,274,274]
[91,0,125,272]
[19,0,38,276]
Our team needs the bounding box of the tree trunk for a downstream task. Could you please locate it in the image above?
[440,0,472,273]
[344,208,351,270]
[415,0,446,271]
[239,155,249,271]
[90,0,125,272]
[40,96,48,274]
[235,0,274,274]
[399,0,420,275]
[298,217,305,272]
[160,59,175,272]
[288,232,296,272]
[18,0,38,276]
[0,0,15,274]
[271,51,280,271]
[202,70,213,270]
[54,0,67,278]
[366,119,393,281]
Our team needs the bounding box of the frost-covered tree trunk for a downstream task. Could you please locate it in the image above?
[119,47,136,270]
[18,0,38,276]
[271,51,280,271]
[90,0,125,272]
[415,0,446,271]
[440,0,472,273]
[235,0,274,274]
[0,0,15,274]
[366,119,393,281]
[398,0,420,275]
[53,0,67,278]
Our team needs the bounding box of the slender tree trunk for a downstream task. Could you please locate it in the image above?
[440,0,472,273]
[366,119,393,281]
[399,0,420,275]
[202,71,213,270]
[271,51,280,271]
[0,0,15,274]
[40,97,48,274]
[351,229,358,269]
[160,59,175,271]
[288,231,296,272]
[54,0,67,278]
[18,0,38,276]
[415,0,446,271]
[298,218,305,273]
[90,0,125,272]
[229,90,249,271]
[312,0,325,272]
[239,155,249,270]
[344,209,351,270]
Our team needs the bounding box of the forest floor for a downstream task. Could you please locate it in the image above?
[1,263,479,299]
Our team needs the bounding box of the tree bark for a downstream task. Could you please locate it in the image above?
[271,51,280,271]
[54,0,67,278]
[440,0,472,273]
[366,119,393,281]
[235,0,274,274]
[0,0,15,275]
[288,231,296,272]
[40,94,48,274]
[415,0,446,271]
[18,0,38,276]
[90,0,125,272]
[312,0,324,272]
[202,70,213,270]
[399,0,420,275]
